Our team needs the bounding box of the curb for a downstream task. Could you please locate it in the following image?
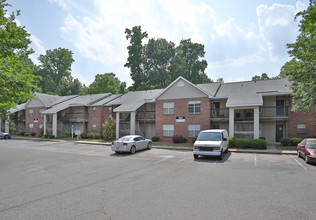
[75,141,111,146]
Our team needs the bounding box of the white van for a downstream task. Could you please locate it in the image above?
[193,129,229,160]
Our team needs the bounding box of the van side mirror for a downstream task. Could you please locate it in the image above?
[223,138,227,141]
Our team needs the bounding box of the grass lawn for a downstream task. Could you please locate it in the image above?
[275,144,297,151]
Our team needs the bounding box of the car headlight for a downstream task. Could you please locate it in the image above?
[309,153,316,158]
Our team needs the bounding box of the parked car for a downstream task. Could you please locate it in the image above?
[111,135,152,154]
[297,138,316,164]
[0,131,11,140]
[193,129,229,160]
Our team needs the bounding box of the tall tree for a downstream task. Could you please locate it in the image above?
[88,73,126,94]
[0,1,39,121]
[169,39,211,84]
[252,73,270,81]
[124,26,148,90]
[143,38,176,88]
[58,76,83,96]
[281,0,316,111]
[38,48,74,94]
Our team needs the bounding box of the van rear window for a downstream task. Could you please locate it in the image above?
[197,132,221,141]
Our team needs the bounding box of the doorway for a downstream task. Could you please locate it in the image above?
[276,124,284,142]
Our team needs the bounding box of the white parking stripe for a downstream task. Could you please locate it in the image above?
[289,155,307,170]
[254,153,257,167]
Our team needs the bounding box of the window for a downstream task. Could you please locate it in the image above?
[177,81,184,87]
[39,124,43,129]
[92,124,96,130]
[211,124,220,129]
[297,124,306,133]
[163,102,174,114]
[29,109,34,118]
[163,124,174,137]
[188,124,200,137]
[29,123,34,132]
[39,109,44,117]
[108,107,112,113]
[92,107,96,113]
[188,101,201,114]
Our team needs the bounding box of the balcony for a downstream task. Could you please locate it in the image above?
[260,106,289,121]
[60,113,89,122]
[211,108,229,121]
[136,111,156,122]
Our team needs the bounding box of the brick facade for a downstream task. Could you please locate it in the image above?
[87,106,113,135]
[156,97,210,142]
[288,97,316,138]
[25,107,46,135]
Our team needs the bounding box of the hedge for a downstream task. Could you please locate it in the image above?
[172,134,185,143]
[250,139,267,149]
[290,137,302,146]
[229,137,235,147]
[235,138,250,148]
[280,137,290,146]
[152,136,160,142]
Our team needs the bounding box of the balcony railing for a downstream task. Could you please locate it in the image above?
[136,111,156,121]
[260,106,288,118]
[60,113,89,122]
[211,108,229,119]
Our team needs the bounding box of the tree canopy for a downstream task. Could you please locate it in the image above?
[281,0,316,111]
[0,0,39,121]
[87,73,127,94]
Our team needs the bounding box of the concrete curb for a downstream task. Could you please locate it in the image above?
[75,141,111,146]
[12,136,66,143]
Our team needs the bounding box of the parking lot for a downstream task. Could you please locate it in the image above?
[0,139,316,220]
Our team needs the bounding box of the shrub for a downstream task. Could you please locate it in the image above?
[235,138,250,148]
[80,133,87,139]
[152,136,160,142]
[259,137,266,140]
[172,134,185,143]
[92,133,101,139]
[290,137,302,146]
[39,128,44,137]
[24,133,30,136]
[31,132,36,137]
[87,133,94,139]
[183,137,188,143]
[20,131,25,136]
[280,137,290,146]
[65,131,72,137]
[102,116,116,141]
[44,134,49,138]
[49,135,55,139]
[250,139,267,149]
[229,137,235,147]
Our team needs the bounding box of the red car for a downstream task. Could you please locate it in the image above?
[297,138,316,164]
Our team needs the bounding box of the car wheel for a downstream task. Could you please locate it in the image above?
[193,154,199,159]
[297,150,300,158]
[219,150,223,160]
[305,154,309,164]
[4,135,8,140]
[130,146,136,154]
[115,151,120,154]
[147,142,152,150]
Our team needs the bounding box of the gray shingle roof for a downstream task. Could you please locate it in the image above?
[111,89,163,112]
[9,102,27,114]
[91,94,122,106]
[43,93,111,114]
[215,78,292,107]
[196,82,221,97]
[34,93,63,107]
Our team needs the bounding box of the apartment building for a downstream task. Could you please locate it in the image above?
[5,77,316,142]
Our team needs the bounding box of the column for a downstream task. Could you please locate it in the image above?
[52,113,57,137]
[116,112,120,139]
[5,120,9,133]
[130,111,136,135]
[0,119,2,132]
[229,108,234,137]
[254,106,260,139]
[44,114,47,135]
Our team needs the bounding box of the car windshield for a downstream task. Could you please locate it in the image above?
[118,136,132,141]
[308,141,316,149]
[197,132,221,141]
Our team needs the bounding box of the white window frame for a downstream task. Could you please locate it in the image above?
[297,124,306,133]
[163,102,174,115]
[29,123,34,132]
[163,124,174,137]
[92,124,96,130]
[188,124,200,137]
[29,109,34,118]
[39,109,44,117]
[188,101,201,114]
[108,107,112,113]
[39,124,43,129]
[92,107,96,113]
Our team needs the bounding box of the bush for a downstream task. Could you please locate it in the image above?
[92,133,101,139]
[290,137,302,146]
[259,137,266,140]
[183,137,188,143]
[172,134,185,143]
[80,133,87,139]
[44,134,49,138]
[235,138,250,148]
[65,131,72,137]
[87,133,94,139]
[250,139,267,149]
[280,137,290,146]
[229,137,235,147]
[31,132,36,136]
[20,131,25,136]
[49,135,55,139]
[39,128,44,137]
[24,133,30,136]
[151,136,160,142]
[102,116,116,141]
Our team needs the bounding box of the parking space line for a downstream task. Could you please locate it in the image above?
[254,153,257,167]
[289,155,307,170]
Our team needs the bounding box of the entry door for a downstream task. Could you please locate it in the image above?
[276,124,284,142]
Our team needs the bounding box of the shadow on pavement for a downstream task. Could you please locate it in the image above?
[193,151,232,163]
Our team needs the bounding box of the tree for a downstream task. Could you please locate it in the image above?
[124,26,148,90]
[281,0,316,111]
[143,38,176,88]
[251,73,270,81]
[38,48,74,94]
[216,78,224,83]
[169,39,211,84]
[0,1,39,121]
[87,73,126,94]
[102,115,116,141]
[58,76,83,96]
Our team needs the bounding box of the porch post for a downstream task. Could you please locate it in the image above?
[130,111,136,135]
[44,114,47,135]
[52,113,57,137]
[254,106,260,139]
[5,120,9,133]
[116,112,120,139]
[229,108,234,137]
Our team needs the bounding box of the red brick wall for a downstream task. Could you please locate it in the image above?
[288,97,316,138]
[87,106,113,135]
[25,107,46,135]
[156,97,210,142]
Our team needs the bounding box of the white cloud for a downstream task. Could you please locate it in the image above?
[72,72,90,86]
[29,34,46,64]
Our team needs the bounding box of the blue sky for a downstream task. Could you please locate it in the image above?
[10,0,309,86]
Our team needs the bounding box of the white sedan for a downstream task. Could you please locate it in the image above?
[111,135,152,154]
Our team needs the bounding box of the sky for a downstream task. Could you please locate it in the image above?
[9,0,309,87]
